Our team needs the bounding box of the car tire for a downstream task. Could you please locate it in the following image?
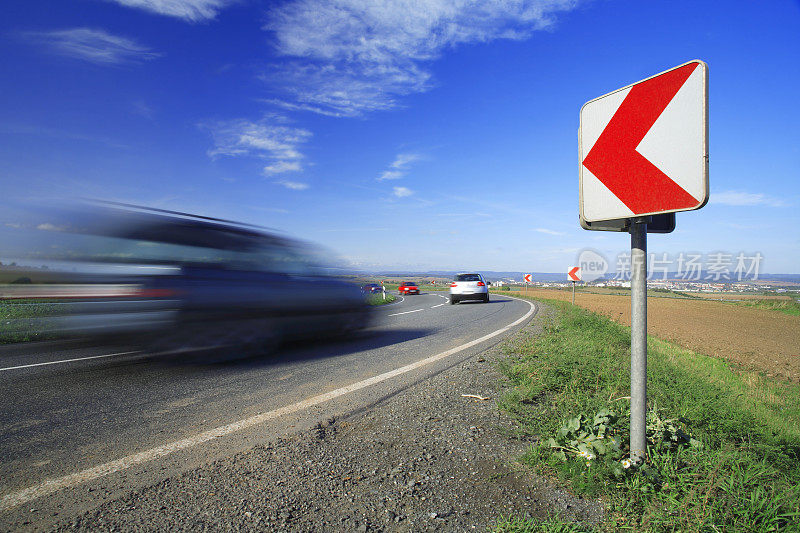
[450,296,457,305]
[484,294,490,303]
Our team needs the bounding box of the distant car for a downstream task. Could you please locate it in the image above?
[398,282,419,295]
[362,283,382,294]
[450,273,489,304]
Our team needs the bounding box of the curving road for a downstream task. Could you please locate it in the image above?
[0,291,535,528]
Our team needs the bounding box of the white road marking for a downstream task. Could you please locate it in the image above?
[387,308,424,317]
[0,351,139,373]
[430,304,445,309]
[0,299,535,512]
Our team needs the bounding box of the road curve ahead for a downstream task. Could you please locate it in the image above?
[0,292,535,529]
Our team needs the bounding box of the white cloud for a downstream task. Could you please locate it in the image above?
[378,170,404,181]
[390,153,421,169]
[534,228,565,236]
[377,152,421,180]
[264,0,579,116]
[36,223,65,231]
[23,28,160,65]
[105,0,234,22]
[393,186,413,197]
[203,117,312,176]
[276,180,309,190]
[263,160,302,175]
[713,190,787,207]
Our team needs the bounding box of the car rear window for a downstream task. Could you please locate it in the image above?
[455,274,481,282]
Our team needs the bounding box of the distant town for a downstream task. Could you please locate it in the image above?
[489,278,799,294]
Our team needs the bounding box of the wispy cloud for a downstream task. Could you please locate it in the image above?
[713,190,787,207]
[276,180,309,190]
[36,223,66,232]
[202,117,312,179]
[23,28,160,65]
[263,160,302,175]
[393,186,413,198]
[376,152,421,181]
[378,170,403,181]
[390,153,421,169]
[104,0,234,22]
[263,0,579,116]
[534,228,565,236]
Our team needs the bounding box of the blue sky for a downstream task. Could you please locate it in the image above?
[1,0,799,273]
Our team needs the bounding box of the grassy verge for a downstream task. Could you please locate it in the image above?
[736,298,800,317]
[365,293,396,305]
[495,296,800,532]
[0,299,58,343]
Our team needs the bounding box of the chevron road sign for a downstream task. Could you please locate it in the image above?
[578,60,710,466]
[579,60,708,223]
[567,267,581,282]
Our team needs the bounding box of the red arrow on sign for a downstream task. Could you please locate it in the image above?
[582,62,700,215]
[568,267,581,282]
[523,274,532,283]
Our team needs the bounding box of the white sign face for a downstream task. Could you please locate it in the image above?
[568,267,581,282]
[523,274,532,283]
[579,60,708,222]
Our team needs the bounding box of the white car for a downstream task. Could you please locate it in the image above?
[449,273,489,304]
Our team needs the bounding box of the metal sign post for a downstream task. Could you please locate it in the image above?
[571,281,576,305]
[629,217,648,463]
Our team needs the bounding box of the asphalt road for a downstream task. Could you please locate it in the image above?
[0,292,535,529]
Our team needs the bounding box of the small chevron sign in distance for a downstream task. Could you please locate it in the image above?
[567,267,581,282]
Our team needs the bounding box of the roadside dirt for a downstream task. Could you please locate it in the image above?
[55,306,602,532]
[517,289,800,381]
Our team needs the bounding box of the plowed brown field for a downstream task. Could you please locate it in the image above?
[515,289,800,381]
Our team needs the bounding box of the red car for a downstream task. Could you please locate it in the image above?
[398,282,419,295]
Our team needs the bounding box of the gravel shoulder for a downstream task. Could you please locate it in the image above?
[56,302,602,532]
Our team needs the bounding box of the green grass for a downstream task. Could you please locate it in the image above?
[736,298,800,317]
[365,293,396,305]
[495,296,800,532]
[0,299,58,343]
